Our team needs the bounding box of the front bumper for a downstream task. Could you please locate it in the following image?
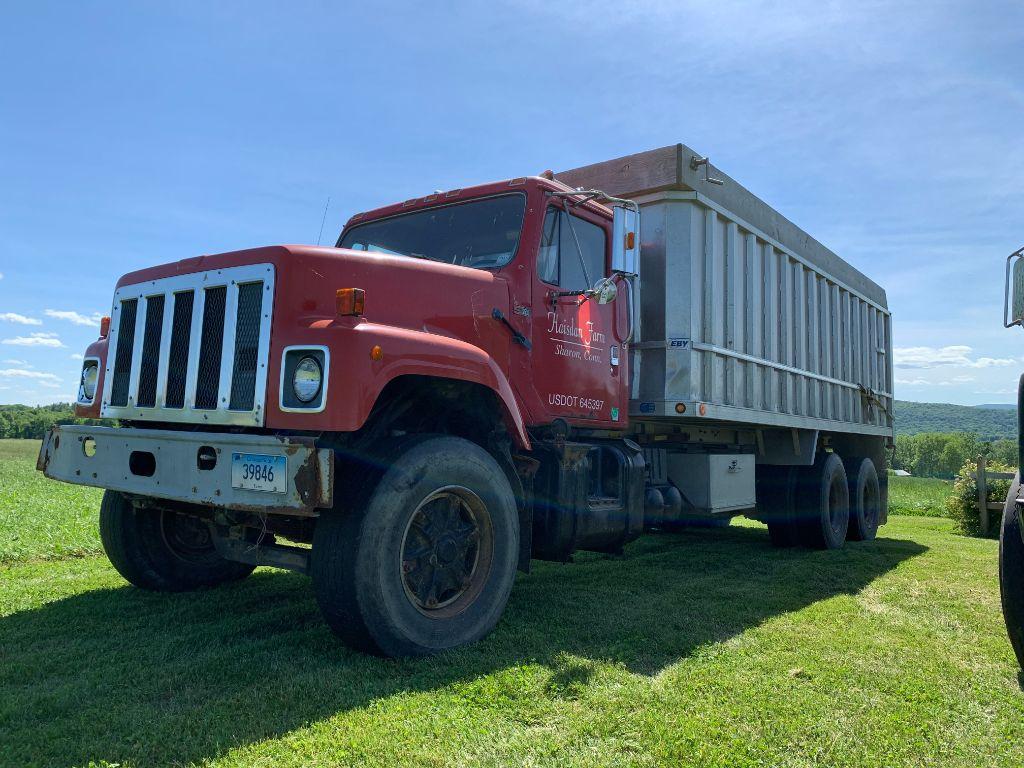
[37,425,333,515]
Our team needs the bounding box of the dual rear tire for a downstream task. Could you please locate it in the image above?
[762,452,879,550]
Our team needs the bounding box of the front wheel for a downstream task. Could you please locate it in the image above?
[311,436,520,657]
[999,473,1024,667]
[99,491,254,591]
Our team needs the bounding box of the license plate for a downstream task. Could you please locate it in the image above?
[231,453,287,494]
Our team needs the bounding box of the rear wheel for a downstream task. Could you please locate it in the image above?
[795,453,849,550]
[311,436,519,657]
[758,466,800,547]
[99,490,254,591]
[844,456,880,541]
[999,473,1024,667]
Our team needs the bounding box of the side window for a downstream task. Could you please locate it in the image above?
[538,207,606,290]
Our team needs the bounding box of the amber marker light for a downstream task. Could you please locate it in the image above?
[99,316,111,338]
[625,231,636,250]
[370,345,383,361]
[336,288,365,316]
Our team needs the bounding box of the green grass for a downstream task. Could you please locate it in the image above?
[0,439,103,564]
[888,475,954,517]
[2,439,1023,767]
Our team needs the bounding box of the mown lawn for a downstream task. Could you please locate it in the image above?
[1,438,1021,767]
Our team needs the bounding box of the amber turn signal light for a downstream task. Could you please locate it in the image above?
[99,316,111,338]
[336,288,365,316]
[625,231,635,250]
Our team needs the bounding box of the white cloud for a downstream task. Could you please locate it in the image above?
[0,272,4,280]
[2,332,65,348]
[44,309,103,327]
[893,345,1016,369]
[70,353,84,360]
[973,387,1018,396]
[895,377,953,386]
[0,312,42,326]
[3,358,30,366]
[0,368,62,383]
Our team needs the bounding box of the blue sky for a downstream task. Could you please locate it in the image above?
[1,1,1022,406]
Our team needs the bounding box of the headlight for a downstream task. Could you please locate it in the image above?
[80,362,99,402]
[292,356,323,403]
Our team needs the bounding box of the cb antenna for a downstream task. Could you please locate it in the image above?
[316,195,331,246]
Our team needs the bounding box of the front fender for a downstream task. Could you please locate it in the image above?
[73,337,109,419]
[266,321,530,449]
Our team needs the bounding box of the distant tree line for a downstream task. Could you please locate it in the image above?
[893,432,1018,479]
[893,400,1017,441]
[0,404,113,440]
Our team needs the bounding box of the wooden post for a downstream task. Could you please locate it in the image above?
[978,455,988,536]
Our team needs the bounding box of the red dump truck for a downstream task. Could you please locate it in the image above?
[38,144,894,656]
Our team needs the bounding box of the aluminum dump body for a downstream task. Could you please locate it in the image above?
[558,144,893,437]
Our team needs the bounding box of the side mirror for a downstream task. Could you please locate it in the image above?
[592,277,618,305]
[1005,247,1024,328]
[611,205,639,276]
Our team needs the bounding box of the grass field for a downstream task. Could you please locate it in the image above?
[1,438,1022,767]
[888,475,954,517]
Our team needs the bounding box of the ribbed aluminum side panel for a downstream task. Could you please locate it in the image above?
[101,264,275,427]
[631,194,892,436]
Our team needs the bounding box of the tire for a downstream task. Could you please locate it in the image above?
[999,472,1024,668]
[311,436,519,657]
[844,457,881,542]
[758,466,800,547]
[795,452,850,550]
[99,490,254,591]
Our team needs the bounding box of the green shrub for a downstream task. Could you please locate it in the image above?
[946,458,1015,538]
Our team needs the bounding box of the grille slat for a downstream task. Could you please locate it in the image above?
[229,282,264,410]
[135,295,165,408]
[109,299,138,407]
[194,286,227,410]
[102,264,273,426]
[165,291,195,408]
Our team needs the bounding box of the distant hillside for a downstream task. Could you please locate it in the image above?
[895,400,1017,440]
[975,403,1017,410]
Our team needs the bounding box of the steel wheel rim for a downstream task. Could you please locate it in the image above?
[400,486,494,618]
[160,510,216,563]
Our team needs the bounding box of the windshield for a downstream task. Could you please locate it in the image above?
[338,194,527,270]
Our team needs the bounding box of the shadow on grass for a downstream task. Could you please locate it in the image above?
[0,524,925,767]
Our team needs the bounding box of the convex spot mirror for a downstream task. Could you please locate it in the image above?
[592,277,618,305]
[611,205,639,276]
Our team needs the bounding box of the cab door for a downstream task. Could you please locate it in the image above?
[528,201,629,427]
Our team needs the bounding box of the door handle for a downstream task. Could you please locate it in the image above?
[492,308,532,350]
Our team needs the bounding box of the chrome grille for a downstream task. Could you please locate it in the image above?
[165,290,195,409]
[101,264,275,426]
[109,298,137,407]
[195,286,226,409]
[136,294,165,408]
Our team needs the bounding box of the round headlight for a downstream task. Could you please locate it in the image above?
[80,362,99,401]
[292,356,323,403]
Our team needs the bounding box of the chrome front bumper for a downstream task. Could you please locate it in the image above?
[37,425,333,515]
